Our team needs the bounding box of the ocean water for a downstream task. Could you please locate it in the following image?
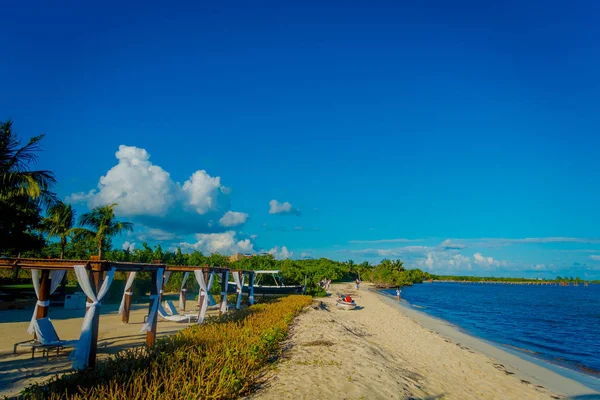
[383,282,600,377]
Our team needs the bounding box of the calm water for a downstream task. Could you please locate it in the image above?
[384,282,600,376]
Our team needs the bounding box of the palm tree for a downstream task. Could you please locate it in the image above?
[78,203,133,259]
[0,120,56,206]
[41,201,78,259]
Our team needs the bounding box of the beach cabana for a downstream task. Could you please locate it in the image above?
[0,257,166,370]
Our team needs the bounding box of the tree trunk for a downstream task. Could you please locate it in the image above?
[98,240,102,260]
[60,238,66,259]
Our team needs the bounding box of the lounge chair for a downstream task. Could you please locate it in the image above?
[157,303,195,323]
[164,300,198,321]
[13,317,78,360]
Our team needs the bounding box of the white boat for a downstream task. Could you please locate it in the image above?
[336,299,357,310]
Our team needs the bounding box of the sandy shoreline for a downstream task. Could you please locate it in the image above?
[252,283,600,400]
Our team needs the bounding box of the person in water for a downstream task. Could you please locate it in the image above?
[396,287,401,302]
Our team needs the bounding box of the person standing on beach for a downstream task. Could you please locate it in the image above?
[355,277,360,290]
[396,287,401,302]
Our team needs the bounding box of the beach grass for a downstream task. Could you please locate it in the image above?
[17,295,312,400]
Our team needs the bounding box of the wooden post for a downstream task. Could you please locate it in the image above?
[219,271,227,316]
[146,269,159,347]
[121,271,134,323]
[35,270,51,319]
[88,256,104,369]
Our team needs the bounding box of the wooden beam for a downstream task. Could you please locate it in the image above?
[87,257,103,369]
[146,270,159,347]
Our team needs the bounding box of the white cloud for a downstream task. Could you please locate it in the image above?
[218,211,249,227]
[135,227,180,242]
[179,231,254,255]
[268,246,293,260]
[590,255,600,261]
[68,145,235,234]
[122,241,135,251]
[269,200,300,215]
[348,238,421,244]
[417,252,473,273]
[440,239,466,250]
[472,252,508,267]
[346,246,431,258]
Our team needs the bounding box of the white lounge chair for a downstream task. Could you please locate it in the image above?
[14,317,78,359]
[164,300,198,321]
[157,303,195,323]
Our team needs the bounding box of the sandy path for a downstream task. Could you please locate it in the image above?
[252,283,580,400]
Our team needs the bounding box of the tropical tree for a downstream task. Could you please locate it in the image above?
[77,203,133,259]
[0,120,56,206]
[41,201,77,259]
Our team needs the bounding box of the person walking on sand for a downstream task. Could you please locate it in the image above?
[355,277,360,290]
[396,287,401,302]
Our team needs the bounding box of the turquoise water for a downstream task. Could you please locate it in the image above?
[383,282,600,377]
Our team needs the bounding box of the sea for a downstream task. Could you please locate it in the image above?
[383,282,600,379]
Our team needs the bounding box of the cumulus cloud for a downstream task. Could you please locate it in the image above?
[472,252,508,267]
[268,246,293,260]
[269,200,300,216]
[67,145,247,234]
[417,252,473,273]
[179,231,254,255]
[218,211,249,227]
[122,241,135,251]
[590,255,600,261]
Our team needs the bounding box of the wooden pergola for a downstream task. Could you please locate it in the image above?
[0,257,255,369]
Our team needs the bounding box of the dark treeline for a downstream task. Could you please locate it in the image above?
[430,274,599,284]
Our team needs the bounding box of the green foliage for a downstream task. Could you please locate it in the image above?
[77,203,133,259]
[0,119,57,207]
[0,195,45,256]
[40,201,77,258]
[362,259,430,288]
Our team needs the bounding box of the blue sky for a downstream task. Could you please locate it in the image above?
[2,0,600,278]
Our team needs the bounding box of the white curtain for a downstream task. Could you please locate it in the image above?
[194,270,214,323]
[179,272,190,310]
[27,269,67,334]
[249,273,255,305]
[162,271,172,294]
[118,272,137,315]
[140,268,165,333]
[220,270,230,314]
[71,266,116,370]
[232,271,245,309]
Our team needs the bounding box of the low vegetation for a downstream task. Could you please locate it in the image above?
[19,295,313,400]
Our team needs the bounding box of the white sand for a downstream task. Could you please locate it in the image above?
[252,283,600,400]
[0,297,219,398]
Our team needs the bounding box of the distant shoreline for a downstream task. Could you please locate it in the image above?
[375,288,600,396]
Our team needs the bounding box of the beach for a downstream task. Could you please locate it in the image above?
[252,282,599,400]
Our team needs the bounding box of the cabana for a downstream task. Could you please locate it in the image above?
[0,257,255,370]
